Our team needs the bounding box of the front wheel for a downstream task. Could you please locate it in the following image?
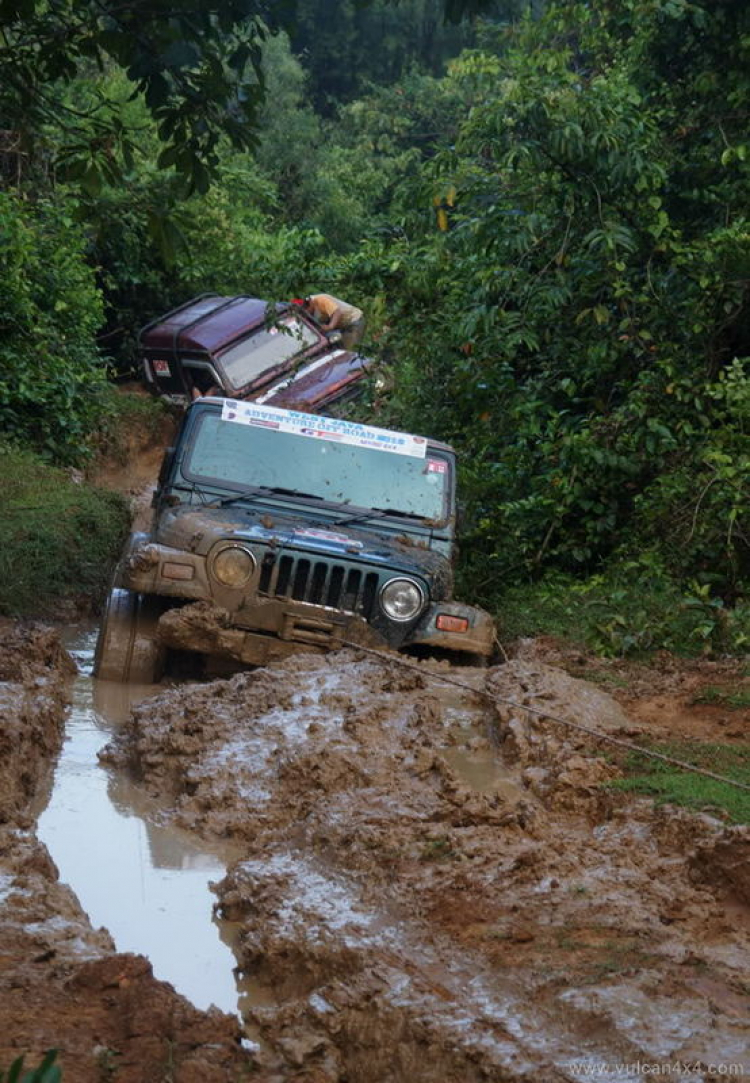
[93,588,166,684]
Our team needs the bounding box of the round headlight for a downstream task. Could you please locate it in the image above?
[211,545,256,588]
[379,577,425,623]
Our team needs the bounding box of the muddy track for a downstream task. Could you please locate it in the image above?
[104,649,750,1081]
[0,621,251,1082]
[3,403,748,1081]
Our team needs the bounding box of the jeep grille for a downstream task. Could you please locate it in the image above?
[258,553,381,618]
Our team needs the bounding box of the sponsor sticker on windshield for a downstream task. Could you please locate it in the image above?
[221,400,427,458]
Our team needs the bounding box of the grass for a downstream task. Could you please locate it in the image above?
[0,444,130,616]
[608,740,750,824]
[419,836,455,862]
[576,669,629,689]
[691,685,750,710]
[0,1050,61,1082]
[583,938,658,983]
[547,927,660,984]
[95,1047,120,1082]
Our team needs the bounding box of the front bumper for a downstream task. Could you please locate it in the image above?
[410,601,495,656]
[155,600,385,667]
[119,541,494,661]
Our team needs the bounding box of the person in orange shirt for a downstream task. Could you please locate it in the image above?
[302,293,365,351]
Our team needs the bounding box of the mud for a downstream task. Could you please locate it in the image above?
[105,649,750,1082]
[5,397,749,1081]
[515,636,749,743]
[0,619,74,823]
[86,390,177,533]
[0,621,251,1081]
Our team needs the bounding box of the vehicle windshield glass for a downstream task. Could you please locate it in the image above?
[181,412,450,521]
[217,315,318,388]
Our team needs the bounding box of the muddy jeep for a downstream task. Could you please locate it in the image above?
[94,399,494,682]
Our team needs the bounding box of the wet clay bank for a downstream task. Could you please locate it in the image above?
[0,620,250,1082]
[105,647,750,1082]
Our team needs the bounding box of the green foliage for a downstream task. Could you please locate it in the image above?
[285,0,523,114]
[0,1050,61,1083]
[0,0,274,195]
[317,67,472,244]
[249,35,473,249]
[1,0,497,194]
[0,445,130,616]
[0,192,107,462]
[609,741,750,825]
[65,55,319,371]
[629,358,749,591]
[173,189,327,301]
[0,0,746,644]
[254,33,324,227]
[495,561,750,657]
[79,178,187,371]
[368,0,748,622]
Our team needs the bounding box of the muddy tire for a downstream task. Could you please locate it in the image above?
[112,532,148,589]
[93,588,166,683]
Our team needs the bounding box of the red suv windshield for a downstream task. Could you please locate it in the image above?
[218,316,318,388]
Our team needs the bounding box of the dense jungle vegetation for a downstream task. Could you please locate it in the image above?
[0,0,747,652]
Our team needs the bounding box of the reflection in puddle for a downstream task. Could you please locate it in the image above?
[37,630,245,1016]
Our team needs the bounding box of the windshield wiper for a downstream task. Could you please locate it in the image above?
[210,486,324,508]
[336,506,425,527]
[165,482,214,506]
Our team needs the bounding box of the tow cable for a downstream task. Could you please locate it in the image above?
[341,640,750,796]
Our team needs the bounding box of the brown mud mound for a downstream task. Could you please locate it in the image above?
[86,390,178,532]
[107,650,750,1081]
[691,826,750,904]
[514,636,749,743]
[0,620,74,823]
[0,622,251,1081]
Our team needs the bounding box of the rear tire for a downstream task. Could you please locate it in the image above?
[93,588,166,684]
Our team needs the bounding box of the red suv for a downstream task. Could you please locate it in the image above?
[140,294,372,411]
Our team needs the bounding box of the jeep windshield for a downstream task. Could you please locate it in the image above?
[181,410,450,522]
[217,315,319,388]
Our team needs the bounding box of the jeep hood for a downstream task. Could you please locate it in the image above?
[155,505,453,595]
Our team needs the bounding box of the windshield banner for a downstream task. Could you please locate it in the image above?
[221,400,428,458]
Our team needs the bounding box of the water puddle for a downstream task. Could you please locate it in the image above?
[37,628,248,1017]
[442,745,524,802]
[439,685,524,802]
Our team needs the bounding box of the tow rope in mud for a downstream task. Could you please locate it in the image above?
[341,641,750,795]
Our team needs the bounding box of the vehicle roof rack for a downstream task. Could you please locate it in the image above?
[139,293,265,361]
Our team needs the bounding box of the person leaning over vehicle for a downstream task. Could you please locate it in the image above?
[302,293,365,350]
